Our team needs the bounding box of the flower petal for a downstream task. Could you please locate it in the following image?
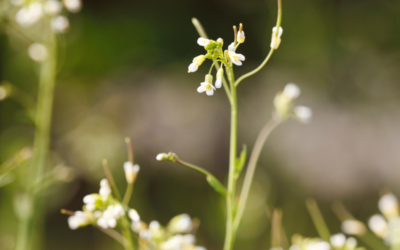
[215,79,222,88]
[232,60,242,66]
[197,86,205,93]
[188,63,198,73]
[206,89,214,96]
[237,54,245,61]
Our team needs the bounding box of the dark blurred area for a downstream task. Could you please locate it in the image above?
[1,0,400,249]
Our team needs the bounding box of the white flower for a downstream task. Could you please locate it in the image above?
[197,82,216,96]
[289,245,301,250]
[139,229,152,240]
[16,3,43,27]
[197,37,210,46]
[369,214,388,237]
[51,15,69,33]
[341,219,366,235]
[283,83,300,99]
[63,0,82,13]
[215,68,223,89]
[294,106,312,123]
[379,193,399,219]
[68,211,87,230]
[99,179,111,200]
[156,153,168,161]
[28,43,48,62]
[228,42,236,52]
[330,233,346,248]
[168,214,192,233]
[346,237,357,248]
[271,26,283,49]
[123,162,140,184]
[128,209,140,222]
[97,205,124,229]
[228,51,245,66]
[188,55,206,73]
[237,30,245,43]
[44,0,63,16]
[306,241,330,250]
[83,194,99,211]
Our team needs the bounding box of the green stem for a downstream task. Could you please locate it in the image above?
[234,0,282,87]
[16,32,57,250]
[121,217,135,250]
[305,198,331,242]
[233,117,280,232]
[103,159,122,202]
[223,65,237,250]
[209,60,223,74]
[122,183,134,206]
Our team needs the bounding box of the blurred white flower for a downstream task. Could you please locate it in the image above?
[44,0,63,16]
[369,214,388,237]
[156,153,168,161]
[97,205,124,229]
[197,82,215,96]
[346,237,357,249]
[83,194,98,211]
[294,106,312,123]
[283,83,300,99]
[341,219,366,236]
[168,214,192,234]
[271,26,283,49]
[330,233,345,248]
[188,55,205,73]
[99,179,111,200]
[128,209,140,222]
[123,162,139,184]
[139,229,152,240]
[16,3,43,27]
[68,211,87,230]
[28,43,48,62]
[63,0,82,12]
[228,51,245,66]
[228,42,236,52]
[197,38,210,46]
[379,193,399,219]
[215,68,223,89]
[307,241,330,250]
[51,15,69,33]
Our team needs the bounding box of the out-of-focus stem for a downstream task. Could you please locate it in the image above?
[271,209,283,248]
[121,217,135,250]
[233,118,280,232]
[103,159,122,202]
[305,198,331,242]
[16,31,57,250]
[122,138,135,206]
[98,227,126,246]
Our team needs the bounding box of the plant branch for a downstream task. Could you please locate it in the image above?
[305,198,331,242]
[102,159,122,202]
[97,227,126,246]
[234,0,282,87]
[233,117,280,231]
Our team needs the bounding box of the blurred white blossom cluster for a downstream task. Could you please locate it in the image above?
[10,0,81,32]
[130,213,206,250]
[274,83,312,123]
[367,193,400,249]
[288,233,363,250]
[65,159,206,250]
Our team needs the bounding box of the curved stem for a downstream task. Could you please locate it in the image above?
[175,159,212,177]
[122,183,134,206]
[233,118,280,232]
[209,60,223,74]
[234,0,282,87]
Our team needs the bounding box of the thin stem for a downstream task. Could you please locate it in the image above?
[121,217,135,250]
[209,60,223,74]
[175,159,212,176]
[122,183,134,207]
[233,118,280,231]
[271,208,283,248]
[125,137,134,164]
[223,65,237,250]
[305,198,331,242]
[98,227,126,246]
[102,159,122,202]
[234,0,282,87]
[16,30,57,250]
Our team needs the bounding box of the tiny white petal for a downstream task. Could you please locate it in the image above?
[197,86,205,93]
[63,0,82,13]
[149,220,160,231]
[330,233,346,248]
[215,79,222,88]
[368,214,388,236]
[51,15,69,33]
[206,89,214,96]
[188,63,198,73]
[197,37,210,46]
[272,26,283,37]
[232,60,242,66]
[97,217,108,229]
[294,106,312,123]
[378,193,398,218]
[237,54,245,61]
[283,83,300,99]
[346,237,357,248]
[129,209,140,222]
[100,179,109,187]
[228,42,236,52]
[108,218,117,228]
[83,194,96,204]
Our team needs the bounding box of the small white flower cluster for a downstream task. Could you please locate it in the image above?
[289,234,330,250]
[368,193,400,247]
[129,212,206,250]
[123,161,140,184]
[271,26,283,49]
[274,83,312,123]
[66,179,125,230]
[329,233,359,250]
[188,24,246,96]
[12,0,81,32]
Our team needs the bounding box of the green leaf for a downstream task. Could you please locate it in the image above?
[234,145,247,179]
[206,175,227,197]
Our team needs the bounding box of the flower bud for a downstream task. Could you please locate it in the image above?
[156,153,168,161]
[330,233,346,248]
[129,209,140,222]
[167,214,192,234]
[237,31,245,43]
[217,38,224,46]
[378,193,399,219]
[205,74,213,84]
[123,162,140,184]
[368,214,388,238]
[188,55,206,73]
[341,220,366,236]
[215,68,224,89]
[271,26,283,49]
[274,83,301,120]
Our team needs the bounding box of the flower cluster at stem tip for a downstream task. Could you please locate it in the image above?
[274,83,312,123]
[187,24,247,96]
[287,233,362,250]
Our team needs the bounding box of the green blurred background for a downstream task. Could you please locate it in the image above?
[1,0,400,249]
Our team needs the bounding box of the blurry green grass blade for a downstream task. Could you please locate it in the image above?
[306,198,331,242]
[234,145,247,179]
[0,148,32,178]
[206,175,227,196]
